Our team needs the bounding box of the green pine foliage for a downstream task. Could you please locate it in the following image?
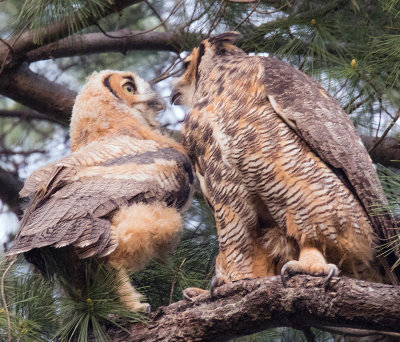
[0,197,217,340]
[2,0,400,341]
[14,0,111,44]
[376,165,400,267]
[0,256,146,341]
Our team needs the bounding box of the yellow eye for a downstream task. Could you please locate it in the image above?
[123,82,137,94]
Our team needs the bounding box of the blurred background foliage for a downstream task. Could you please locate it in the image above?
[0,0,400,340]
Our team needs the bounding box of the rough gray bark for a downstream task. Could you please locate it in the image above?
[0,66,76,125]
[25,31,185,63]
[0,0,142,69]
[0,109,67,125]
[108,275,400,342]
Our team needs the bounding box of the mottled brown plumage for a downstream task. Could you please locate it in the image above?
[171,32,399,292]
[7,70,193,311]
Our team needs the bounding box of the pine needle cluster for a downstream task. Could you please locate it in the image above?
[0,197,217,340]
[0,256,145,341]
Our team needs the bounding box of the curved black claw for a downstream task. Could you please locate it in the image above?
[323,264,340,287]
[210,276,226,299]
[144,303,152,317]
[280,262,292,287]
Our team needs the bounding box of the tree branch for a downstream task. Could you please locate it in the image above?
[361,135,400,169]
[0,0,143,69]
[25,30,184,63]
[0,66,76,125]
[0,109,68,126]
[107,275,400,341]
[368,109,400,154]
[0,167,23,217]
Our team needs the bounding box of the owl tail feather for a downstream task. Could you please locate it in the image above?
[108,203,183,273]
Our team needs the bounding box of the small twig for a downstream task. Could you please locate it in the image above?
[0,149,46,156]
[207,1,228,36]
[150,54,182,84]
[0,38,14,59]
[184,0,218,28]
[169,258,186,305]
[52,60,80,82]
[368,108,400,153]
[145,0,168,31]
[345,95,370,115]
[255,4,287,15]
[151,68,182,84]
[376,99,383,139]
[95,0,183,39]
[1,256,17,342]
[0,109,66,125]
[333,77,349,98]
[188,0,200,23]
[0,22,30,75]
[233,0,261,31]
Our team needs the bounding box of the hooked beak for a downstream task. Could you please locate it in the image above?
[147,95,166,112]
[170,88,182,105]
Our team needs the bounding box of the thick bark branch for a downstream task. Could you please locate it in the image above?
[109,275,400,341]
[0,167,23,217]
[0,0,142,68]
[361,135,400,169]
[25,31,184,63]
[0,109,68,126]
[0,66,76,125]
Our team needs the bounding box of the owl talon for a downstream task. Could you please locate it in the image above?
[281,260,340,287]
[144,303,151,316]
[182,290,194,302]
[210,276,227,298]
[281,261,296,287]
[182,287,208,301]
[324,264,340,286]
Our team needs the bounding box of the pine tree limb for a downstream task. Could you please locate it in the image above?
[0,66,76,125]
[0,0,143,69]
[361,135,400,169]
[0,109,67,126]
[25,30,184,63]
[0,167,23,217]
[107,275,400,341]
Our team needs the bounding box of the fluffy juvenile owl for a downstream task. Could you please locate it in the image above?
[171,32,399,298]
[7,70,193,312]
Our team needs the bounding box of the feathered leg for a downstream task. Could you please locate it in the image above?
[112,266,150,313]
[108,203,183,311]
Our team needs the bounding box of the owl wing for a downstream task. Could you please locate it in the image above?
[7,137,193,259]
[260,56,396,247]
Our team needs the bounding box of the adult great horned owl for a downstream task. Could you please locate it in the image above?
[7,70,193,312]
[171,32,399,295]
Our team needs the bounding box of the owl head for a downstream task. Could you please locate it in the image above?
[70,70,166,151]
[170,32,243,106]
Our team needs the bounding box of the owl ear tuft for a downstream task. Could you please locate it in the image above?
[207,32,242,56]
[208,32,242,46]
